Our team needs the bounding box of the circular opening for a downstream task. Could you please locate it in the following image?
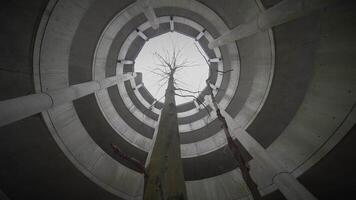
[135,32,209,105]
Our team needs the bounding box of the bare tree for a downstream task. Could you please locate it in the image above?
[195,43,262,200]
[112,38,261,200]
[143,46,191,200]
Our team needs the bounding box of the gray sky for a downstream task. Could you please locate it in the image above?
[135,32,209,105]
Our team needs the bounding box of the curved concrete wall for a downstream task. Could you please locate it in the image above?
[33,0,275,198]
[0,0,123,199]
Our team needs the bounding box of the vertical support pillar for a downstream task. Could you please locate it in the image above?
[170,16,174,32]
[209,0,335,48]
[195,29,206,41]
[0,74,134,127]
[137,0,159,29]
[221,110,317,200]
[136,28,148,41]
[0,93,53,127]
[273,173,317,200]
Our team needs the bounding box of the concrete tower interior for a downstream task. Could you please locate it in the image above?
[0,0,355,199]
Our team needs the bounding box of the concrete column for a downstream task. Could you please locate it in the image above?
[195,30,206,41]
[134,83,143,90]
[137,0,159,29]
[136,28,149,41]
[117,59,134,65]
[0,93,52,127]
[209,0,335,48]
[170,16,174,31]
[273,173,317,200]
[221,110,317,200]
[0,74,135,127]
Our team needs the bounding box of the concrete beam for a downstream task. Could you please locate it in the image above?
[170,16,174,32]
[133,83,143,90]
[137,0,159,30]
[136,28,148,41]
[209,0,335,48]
[117,59,134,65]
[0,74,135,127]
[209,58,222,63]
[193,100,200,111]
[195,29,206,41]
[221,110,317,200]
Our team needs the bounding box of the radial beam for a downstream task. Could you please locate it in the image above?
[117,59,134,65]
[137,0,159,30]
[209,57,222,63]
[209,0,335,48]
[193,99,200,111]
[170,16,174,32]
[136,28,149,41]
[132,83,143,90]
[195,29,206,41]
[0,74,135,127]
[221,110,317,200]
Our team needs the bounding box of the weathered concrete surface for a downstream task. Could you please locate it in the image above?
[33,0,144,199]
[0,2,122,198]
[265,1,356,199]
[0,1,49,101]
[0,115,122,200]
[208,0,336,48]
[0,75,132,127]
[137,0,159,29]
[298,124,356,199]
[247,12,320,147]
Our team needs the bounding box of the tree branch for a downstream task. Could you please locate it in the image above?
[174,93,211,116]
[175,87,201,94]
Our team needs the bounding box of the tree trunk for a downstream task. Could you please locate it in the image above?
[207,81,261,200]
[143,74,187,200]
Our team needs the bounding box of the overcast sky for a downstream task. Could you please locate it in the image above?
[135,32,209,105]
